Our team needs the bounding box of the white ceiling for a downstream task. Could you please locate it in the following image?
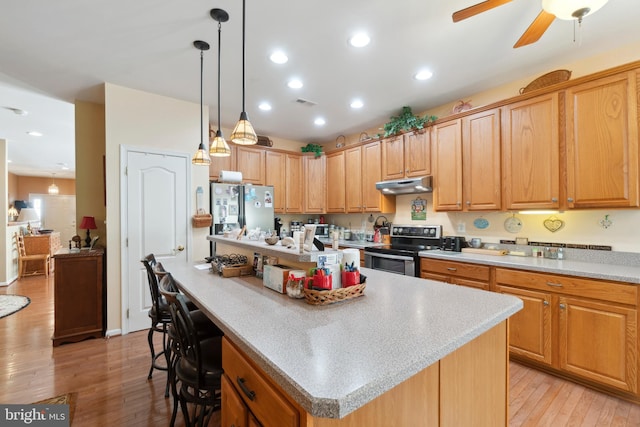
[1,0,639,179]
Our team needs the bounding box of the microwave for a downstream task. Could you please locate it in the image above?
[314,224,329,238]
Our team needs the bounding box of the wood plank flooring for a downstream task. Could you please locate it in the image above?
[1,274,639,426]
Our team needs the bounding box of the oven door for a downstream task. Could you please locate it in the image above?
[364,251,416,276]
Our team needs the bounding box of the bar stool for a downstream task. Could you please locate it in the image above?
[160,274,223,427]
[141,254,172,397]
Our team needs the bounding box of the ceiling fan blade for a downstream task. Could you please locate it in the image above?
[452,0,512,22]
[514,10,555,48]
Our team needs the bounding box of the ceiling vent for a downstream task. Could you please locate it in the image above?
[295,98,317,106]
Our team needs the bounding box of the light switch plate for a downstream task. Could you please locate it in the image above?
[457,222,466,233]
[515,237,528,245]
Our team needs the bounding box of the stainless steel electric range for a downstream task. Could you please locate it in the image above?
[364,225,442,276]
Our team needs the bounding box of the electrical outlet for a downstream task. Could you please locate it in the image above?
[457,222,466,233]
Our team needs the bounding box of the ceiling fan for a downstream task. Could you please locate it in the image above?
[452,0,609,48]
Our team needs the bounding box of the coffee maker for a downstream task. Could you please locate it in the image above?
[274,217,283,237]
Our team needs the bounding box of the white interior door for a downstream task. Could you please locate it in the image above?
[123,148,190,333]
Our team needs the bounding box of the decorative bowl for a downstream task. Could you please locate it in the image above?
[265,236,279,245]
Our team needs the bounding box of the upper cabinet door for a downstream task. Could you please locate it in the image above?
[502,93,560,210]
[303,155,326,213]
[433,120,463,211]
[265,151,286,213]
[285,154,303,213]
[462,108,502,211]
[362,141,395,213]
[345,146,363,212]
[326,151,346,213]
[565,71,639,208]
[404,131,431,177]
[236,146,265,185]
[381,136,405,180]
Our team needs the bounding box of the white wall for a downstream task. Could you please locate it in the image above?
[104,83,210,331]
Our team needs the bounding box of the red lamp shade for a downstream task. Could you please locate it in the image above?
[80,216,97,230]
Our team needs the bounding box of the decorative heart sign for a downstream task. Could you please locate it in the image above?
[543,217,564,233]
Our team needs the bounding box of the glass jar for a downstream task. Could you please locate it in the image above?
[286,271,307,299]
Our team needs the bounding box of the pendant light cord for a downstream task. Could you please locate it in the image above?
[200,49,204,145]
[241,0,246,112]
[217,20,222,131]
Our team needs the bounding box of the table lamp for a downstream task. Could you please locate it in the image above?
[17,208,40,234]
[80,216,98,247]
[7,205,18,222]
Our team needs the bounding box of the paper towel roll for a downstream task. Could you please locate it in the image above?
[219,170,243,183]
[341,248,360,270]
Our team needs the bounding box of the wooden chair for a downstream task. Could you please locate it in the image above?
[15,233,50,279]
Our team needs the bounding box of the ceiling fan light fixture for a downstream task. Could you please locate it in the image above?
[542,0,608,21]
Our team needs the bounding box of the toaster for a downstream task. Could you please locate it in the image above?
[441,236,467,252]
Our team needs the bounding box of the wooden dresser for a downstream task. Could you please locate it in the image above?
[23,232,61,273]
[52,248,105,346]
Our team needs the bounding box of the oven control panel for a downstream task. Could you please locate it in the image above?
[391,225,442,239]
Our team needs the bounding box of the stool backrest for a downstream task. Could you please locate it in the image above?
[15,233,27,257]
[141,254,162,311]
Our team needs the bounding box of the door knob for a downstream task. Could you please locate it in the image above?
[175,245,185,252]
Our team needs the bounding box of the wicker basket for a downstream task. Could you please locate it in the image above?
[519,69,571,94]
[192,209,212,228]
[303,283,366,305]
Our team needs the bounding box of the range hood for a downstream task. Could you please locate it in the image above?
[375,176,433,195]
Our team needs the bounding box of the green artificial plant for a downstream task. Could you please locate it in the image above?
[300,143,323,157]
[382,106,437,137]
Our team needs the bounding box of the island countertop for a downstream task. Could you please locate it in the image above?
[163,260,522,419]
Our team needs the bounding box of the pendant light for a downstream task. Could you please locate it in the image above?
[229,0,258,145]
[48,173,59,195]
[209,8,231,157]
[192,40,212,165]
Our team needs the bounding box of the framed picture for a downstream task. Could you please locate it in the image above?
[303,225,316,250]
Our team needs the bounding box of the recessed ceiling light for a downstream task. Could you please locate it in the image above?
[269,51,288,64]
[349,32,370,48]
[287,79,303,89]
[258,102,272,111]
[27,131,43,137]
[350,99,364,109]
[314,117,326,126]
[414,70,433,80]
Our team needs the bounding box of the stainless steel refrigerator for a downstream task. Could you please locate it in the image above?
[209,183,275,236]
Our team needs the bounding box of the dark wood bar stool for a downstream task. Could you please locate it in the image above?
[160,273,223,427]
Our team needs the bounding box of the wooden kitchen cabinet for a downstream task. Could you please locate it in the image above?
[303,155,326,213]
[565,71,639,208]
[236,146,265,185]
[265,151,286,213]
[495,285,553,365]
[208,148,235,181]
[433,109,501,211]
[381,131,431,180]
[495,267,638,394]
[420,258,490,291]
[52,249,105,346]
[286,154,304,213]
[326,151,346,213]
[462,108,501,210]
[223,337,300,427]
[432,119,463,211]
[502,92,560,210]
[345,141,395,213]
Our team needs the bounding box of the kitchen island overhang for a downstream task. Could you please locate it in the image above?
[163,259,522,421]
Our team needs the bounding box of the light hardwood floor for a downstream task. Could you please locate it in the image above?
[1,274,639,426]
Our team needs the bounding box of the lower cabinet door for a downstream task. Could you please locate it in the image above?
[496,285,552,365]
[559,296,638,393]
[222,374,248,427]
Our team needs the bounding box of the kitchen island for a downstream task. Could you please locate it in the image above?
[164,260,522,426]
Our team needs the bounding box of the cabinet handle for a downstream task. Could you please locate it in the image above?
[567,197,574,203]
[456,201,462,206]
[543,300,549,306]
[551,197,558,203]
[447,267,457,271]
[236,376,256,401]
[466,201,471,206]
[546,282,563,288]
[560,303,566,309]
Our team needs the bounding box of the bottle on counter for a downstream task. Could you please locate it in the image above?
[557,248,564,260]
[332,231,339,250]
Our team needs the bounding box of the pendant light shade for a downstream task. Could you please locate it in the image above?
[230,0,258,145]
[48,173,59,195]
[542,0,608,20]
[192,40,212,166]
[209,8,231,157]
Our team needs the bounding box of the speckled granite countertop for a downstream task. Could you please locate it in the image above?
[419,250,640,284]
[163,261,522,419]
